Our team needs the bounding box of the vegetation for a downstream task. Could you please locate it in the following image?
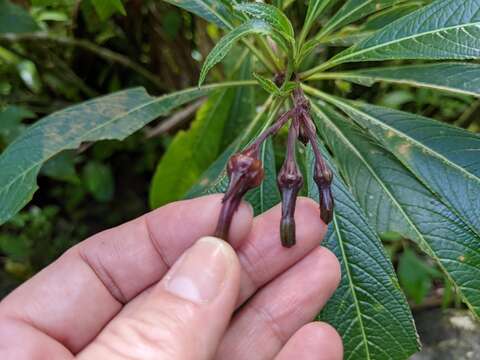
[0,0,479,359]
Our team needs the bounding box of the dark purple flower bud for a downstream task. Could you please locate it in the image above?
[215,147,264,241]
[277,122,303,247]
[278,159,303,247]
[314,163,334,224]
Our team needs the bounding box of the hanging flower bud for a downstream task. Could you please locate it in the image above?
[215,147,264,240]
[277,122,303,247]
[214,82,336,248]
[313,163,334,224]
[278,159,303,247]
[299,107,335,225]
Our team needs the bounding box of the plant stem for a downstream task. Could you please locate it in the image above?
[238,95,276,146]
[252,108,293,148]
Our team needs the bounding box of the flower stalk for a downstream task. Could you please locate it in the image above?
[215,77,334,247]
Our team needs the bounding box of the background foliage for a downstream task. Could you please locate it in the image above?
[0,0,479,359]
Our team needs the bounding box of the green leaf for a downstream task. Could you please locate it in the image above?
[199,20,274,86]
[330,0,480,66]
[0,0,40,34]
[317,0,400,39]
[91,0,126,21]
[332,100,480,239]
[149,90,234,208]
[311,103,417,240]
[0,82,254,225]
[235,2,294,39]
[306,140,420,360]
[186,142,236,198]
[311,101,480,315]
[82,161,115,202]
[163,0,235,29]
[245,138,280,215]
[312,63,480,97]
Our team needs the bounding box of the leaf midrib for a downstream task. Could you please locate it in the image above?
[332,214,372,360]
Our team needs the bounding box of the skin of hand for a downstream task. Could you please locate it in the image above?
[0,194,342,360]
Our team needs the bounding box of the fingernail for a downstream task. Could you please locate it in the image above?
[163,237,232,303]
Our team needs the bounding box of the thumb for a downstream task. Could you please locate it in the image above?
[78,237,241,360]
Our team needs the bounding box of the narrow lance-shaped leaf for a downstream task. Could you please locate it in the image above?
[0,82,255,225]
[310,63,480,97]
[163,0,235,29]
[329,0,480,66]
[235,2,294,39]
[149,90,235,208]
[306,140,420,360]
[313,91,480,240]
[312,102,480,315]
[199,20,274,86]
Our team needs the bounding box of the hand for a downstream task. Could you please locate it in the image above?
[0,195,342,359]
